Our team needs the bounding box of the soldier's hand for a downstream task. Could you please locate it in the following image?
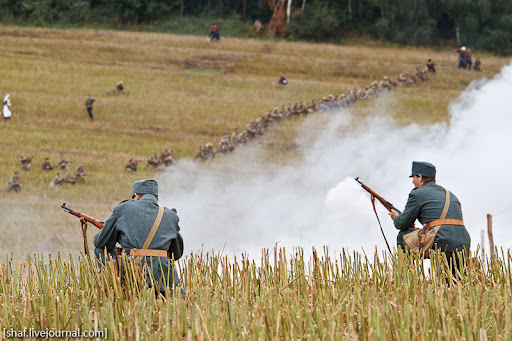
[389,209,399,220]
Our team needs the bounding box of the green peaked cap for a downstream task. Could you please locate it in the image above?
[132,179,158,198]
[409,161,436,178]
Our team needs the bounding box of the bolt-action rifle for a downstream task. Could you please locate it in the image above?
[61,203,104,257]
[354,177,400,253]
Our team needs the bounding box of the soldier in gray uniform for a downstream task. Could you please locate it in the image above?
[389,161,471,265]
[94,179,184,295]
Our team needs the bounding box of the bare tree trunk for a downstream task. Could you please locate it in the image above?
[218,0,222,12]
[208,0,211,11]
[180,0,184,17]
[243,0,247,19]
[266,0,287,37]
[286,0,292,23]
[348,0,352,21]
[301,0,306,11]
[456,25,461,46]
[413,0,420,24]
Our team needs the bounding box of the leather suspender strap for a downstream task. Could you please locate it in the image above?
[439,188,450,221]
[420,188,451,245]
[142,206,164,250]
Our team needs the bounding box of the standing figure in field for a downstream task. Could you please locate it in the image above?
[426,59,436,73]
[3,94,12,121]
[389,161,471,271]
[457,47,467,69]
[93,179,185,296]
[8,172,22,193]
[465,49,472,71]
[84,94,96,121]
[209,24,220,41]
[254,20,264,35]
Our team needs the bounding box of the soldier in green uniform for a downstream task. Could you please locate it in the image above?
[389,161,471,264]
[94,179,184,295]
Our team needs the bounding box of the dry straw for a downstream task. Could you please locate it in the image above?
[0,248,510,339]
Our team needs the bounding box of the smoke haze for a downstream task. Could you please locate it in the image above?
[160,63,512,258]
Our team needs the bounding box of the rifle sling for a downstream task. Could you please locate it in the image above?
[371,195,392,253]
[142,206,164,250]
[419,188,452,246]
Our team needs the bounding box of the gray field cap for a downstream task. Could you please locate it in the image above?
[132,179,158,198]
[409,161,436,178]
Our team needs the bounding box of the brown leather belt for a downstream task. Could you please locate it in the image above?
[425,219,464,229]
[120,248,168,257]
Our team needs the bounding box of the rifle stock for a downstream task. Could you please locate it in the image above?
[61,203,104,229]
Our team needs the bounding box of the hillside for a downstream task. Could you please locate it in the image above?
[0,25,509,254]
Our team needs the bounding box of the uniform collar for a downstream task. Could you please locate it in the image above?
[421,181,436,188]
[140,194,158,204]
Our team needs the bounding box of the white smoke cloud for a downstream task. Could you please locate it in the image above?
[160,63,512,258]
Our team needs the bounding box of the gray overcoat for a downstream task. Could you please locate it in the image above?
[394,181,471,254]
[93,195,183,292]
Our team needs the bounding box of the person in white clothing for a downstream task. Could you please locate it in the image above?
[3,94,12,120]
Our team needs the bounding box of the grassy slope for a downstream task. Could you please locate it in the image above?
[0,25,508,254]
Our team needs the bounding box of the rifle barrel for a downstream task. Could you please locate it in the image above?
[61,203,104,229]
[354,178,401,214]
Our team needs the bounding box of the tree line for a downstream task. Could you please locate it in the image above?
[0,0,511,54]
